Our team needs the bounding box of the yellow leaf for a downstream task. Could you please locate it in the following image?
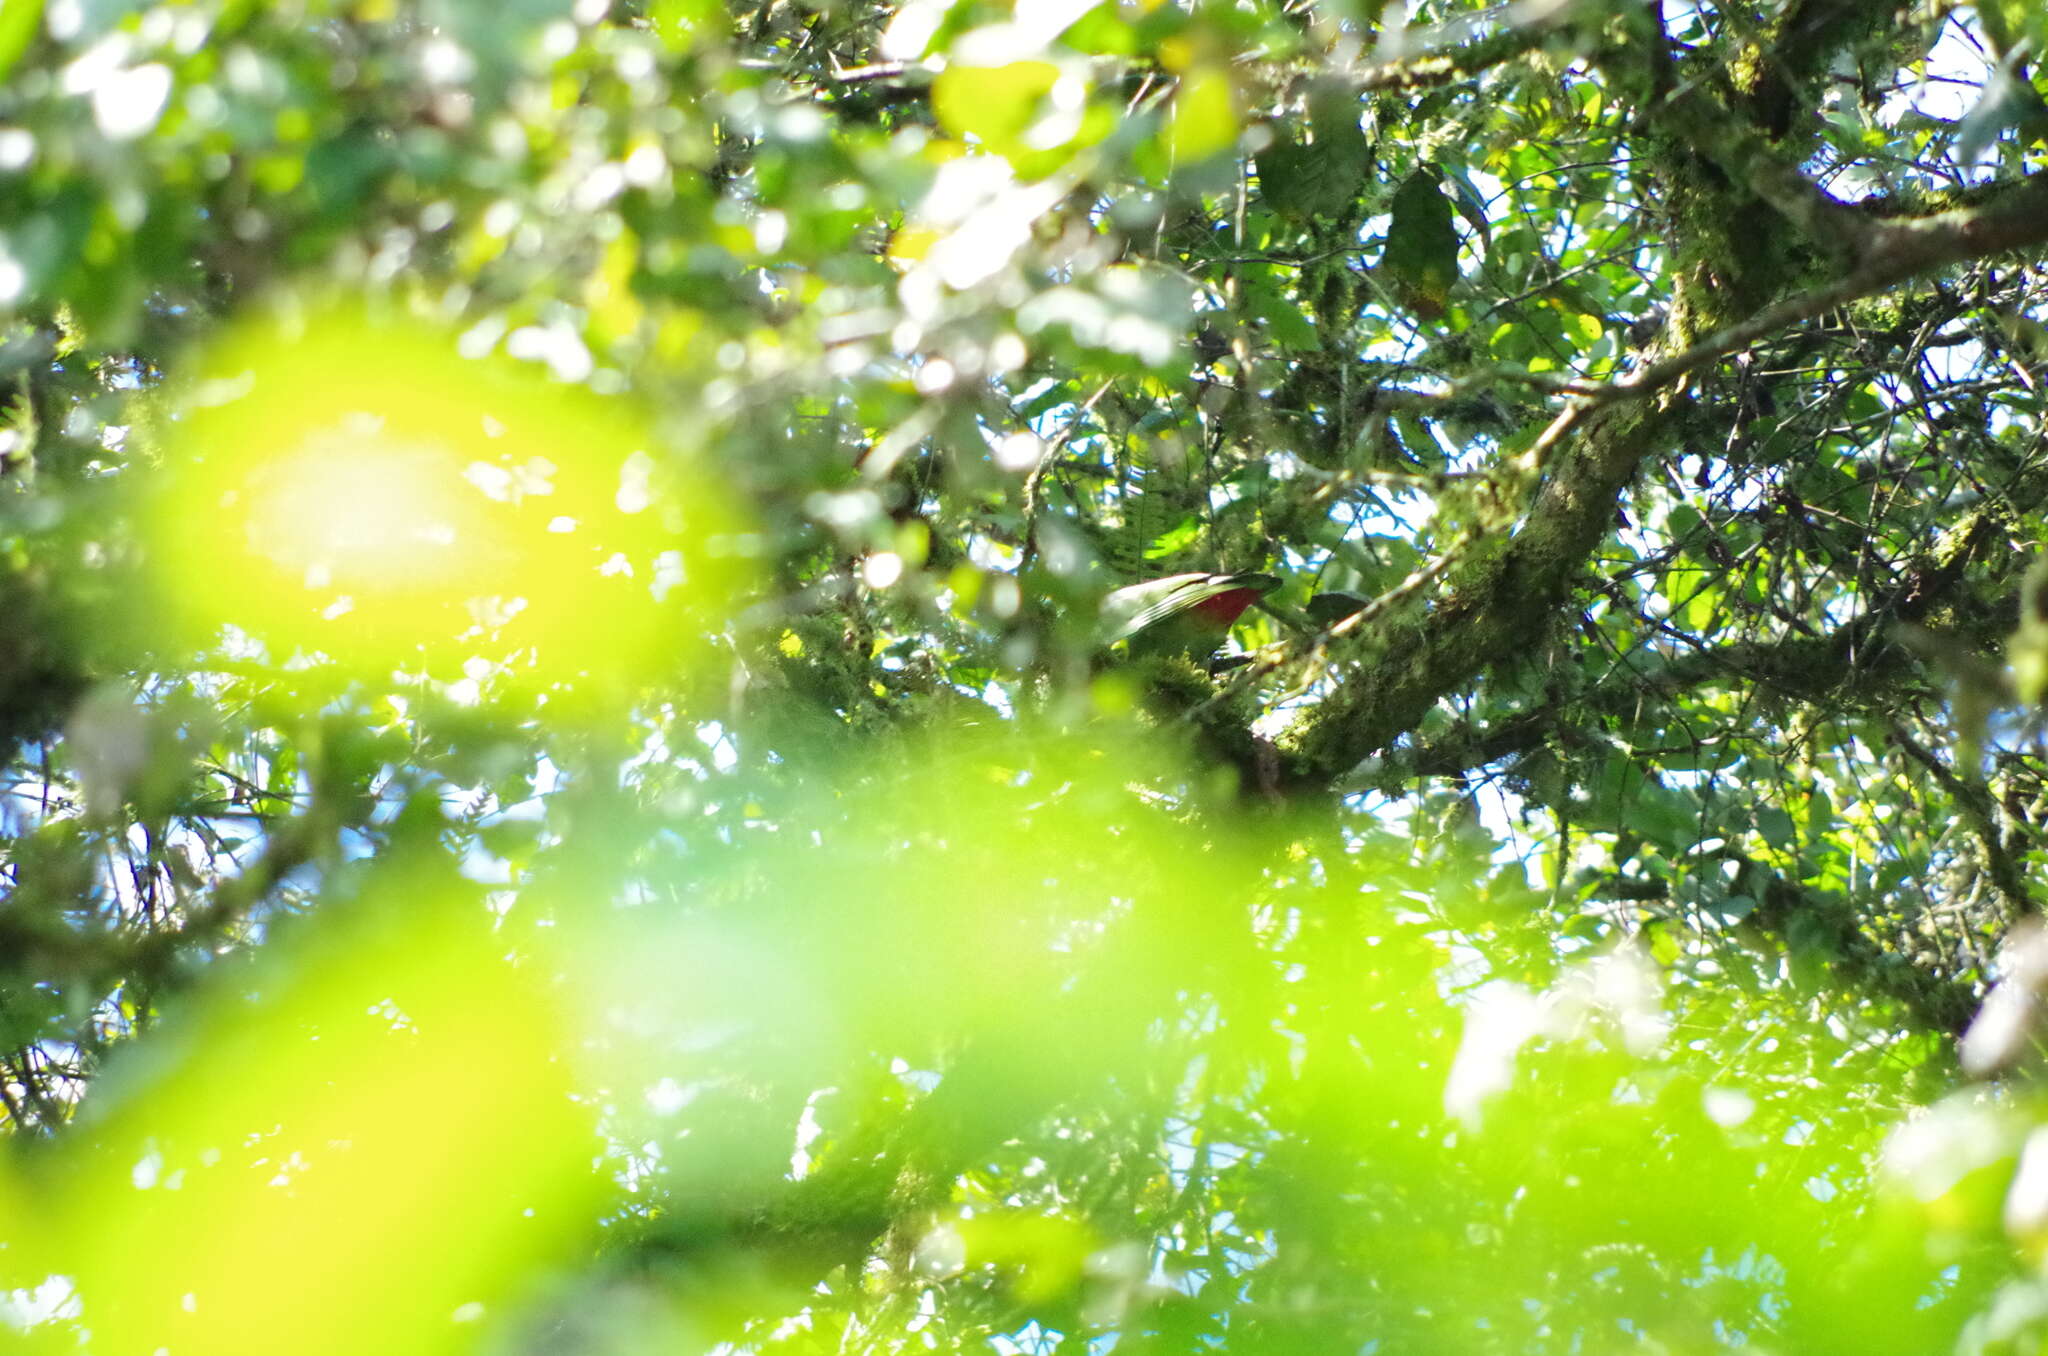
[137,300,750,695]
[1170,65,1237,163]
[585,229,644,345]
[932,60,1061,158]
[54,868,599,1356]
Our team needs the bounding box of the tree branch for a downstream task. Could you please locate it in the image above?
[1568,172,2048,407]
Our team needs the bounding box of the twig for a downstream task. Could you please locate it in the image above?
[1020,379,1116,565]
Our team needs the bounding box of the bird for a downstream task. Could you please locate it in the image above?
[1099,571,1280,668]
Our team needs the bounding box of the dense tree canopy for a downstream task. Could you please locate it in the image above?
[4,0,2048,1350]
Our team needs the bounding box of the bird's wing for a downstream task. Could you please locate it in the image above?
[1099,573,1209,645]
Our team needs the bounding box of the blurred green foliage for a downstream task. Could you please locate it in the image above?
[0,0,2046,1352]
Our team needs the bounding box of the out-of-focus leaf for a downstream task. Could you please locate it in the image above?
[47,865,598,1355]
[933,59,1061,162]
[648,0,730,50]
[1246,276,1320,350]
[1141,514,1201,559]
[1169,65,1238,165]
[0,0,42,83]
[1756,805,1796,849]
[1977,0,2048,58]
[2014,558,2048,704]
[1256,130,1368,221]
[1957,49,2048,163]
[1255,80,1371,220]
[134,300,750,696]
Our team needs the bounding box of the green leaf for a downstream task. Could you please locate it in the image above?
[1255,80,1371,221]
[1713,893,1757,922]
[1142,515,1202,559]
[932,59,1061,160]
[1170,65,1239,165]
[1059,1,1137,54]
[1247,279,1320,351]
[1956,54,2048,164]
[1804,787,1834,837]
[0,0,40,83]
[1018,378,1081,419]
[1682,577,1720,634]
[1382,168,1460,319]
[1977,0,2048,57]
[648,0,729,50]
[1255,135,1327,220]
[1756,806,1796,850]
